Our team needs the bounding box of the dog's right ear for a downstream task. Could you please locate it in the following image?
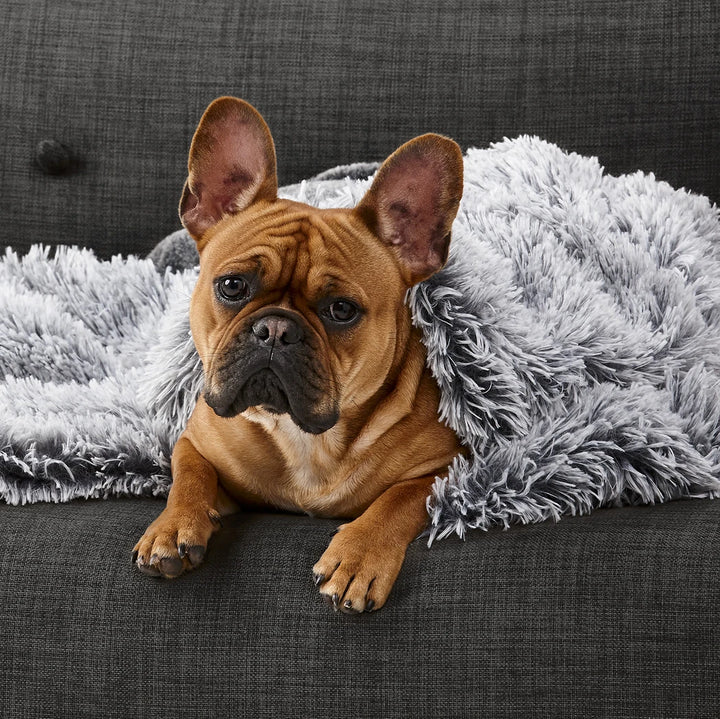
[179,97,278,246]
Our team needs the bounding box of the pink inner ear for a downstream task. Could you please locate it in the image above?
[194,117,268,213]
[381,163,439,239]
[181,100,278,240]
[356,133,463,283]
[377,158,446,265]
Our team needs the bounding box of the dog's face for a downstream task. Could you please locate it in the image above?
[191,201,413,434]
[180,97,463,435]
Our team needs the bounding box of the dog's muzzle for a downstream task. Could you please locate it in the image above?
[204,310,339,434]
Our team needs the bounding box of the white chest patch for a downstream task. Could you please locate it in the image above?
[243,408,345,498]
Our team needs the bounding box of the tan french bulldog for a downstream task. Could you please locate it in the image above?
[133,97,465,612]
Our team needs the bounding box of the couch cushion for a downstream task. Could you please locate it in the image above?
[2,0,718,258]
[0,497,717,717]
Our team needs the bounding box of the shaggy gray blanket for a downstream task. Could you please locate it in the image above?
[2,136,719,541]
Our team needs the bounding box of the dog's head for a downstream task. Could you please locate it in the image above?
[180,97,463,434]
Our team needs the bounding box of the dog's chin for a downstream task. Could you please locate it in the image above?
[205,370,338,435]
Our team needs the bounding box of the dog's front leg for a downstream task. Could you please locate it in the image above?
[312,475,436,613]
[133,435,223,578]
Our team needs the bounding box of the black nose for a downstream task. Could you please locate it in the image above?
[251,315,303,345]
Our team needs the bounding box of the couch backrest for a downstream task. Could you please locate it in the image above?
[2,0,718,258]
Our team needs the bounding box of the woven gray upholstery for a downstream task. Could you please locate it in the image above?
[1,498,718,718]
[2,0,718,258]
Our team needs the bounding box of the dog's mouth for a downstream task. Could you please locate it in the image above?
[210,368,290,418]
[205,367,338,435]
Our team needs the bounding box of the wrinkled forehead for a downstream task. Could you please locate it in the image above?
[201,200,398,299]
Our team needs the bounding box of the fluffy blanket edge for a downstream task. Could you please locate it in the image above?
[1,135,720,544]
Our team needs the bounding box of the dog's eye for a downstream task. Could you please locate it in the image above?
[216,276,250,303]
[323,299,360,325]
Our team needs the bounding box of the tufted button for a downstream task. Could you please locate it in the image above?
[35,139,74,175]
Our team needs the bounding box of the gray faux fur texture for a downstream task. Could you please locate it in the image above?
[1,136,719,542]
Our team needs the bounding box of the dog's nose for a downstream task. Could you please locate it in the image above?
[252,315,303,345]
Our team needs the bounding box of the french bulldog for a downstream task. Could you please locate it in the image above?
[133,97,465,613]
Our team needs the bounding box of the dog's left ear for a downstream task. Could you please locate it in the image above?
[179,97,278,245]
[356,134,463,285]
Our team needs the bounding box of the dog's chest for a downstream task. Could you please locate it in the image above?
[244,410,349,513]
[279,421,338,488]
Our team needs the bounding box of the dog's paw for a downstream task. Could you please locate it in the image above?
[132,506,222,579]
[311,523,406,613]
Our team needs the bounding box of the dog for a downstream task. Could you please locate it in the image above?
[133,97,465,613]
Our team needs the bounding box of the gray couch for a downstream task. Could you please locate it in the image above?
[2,1,719,717]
